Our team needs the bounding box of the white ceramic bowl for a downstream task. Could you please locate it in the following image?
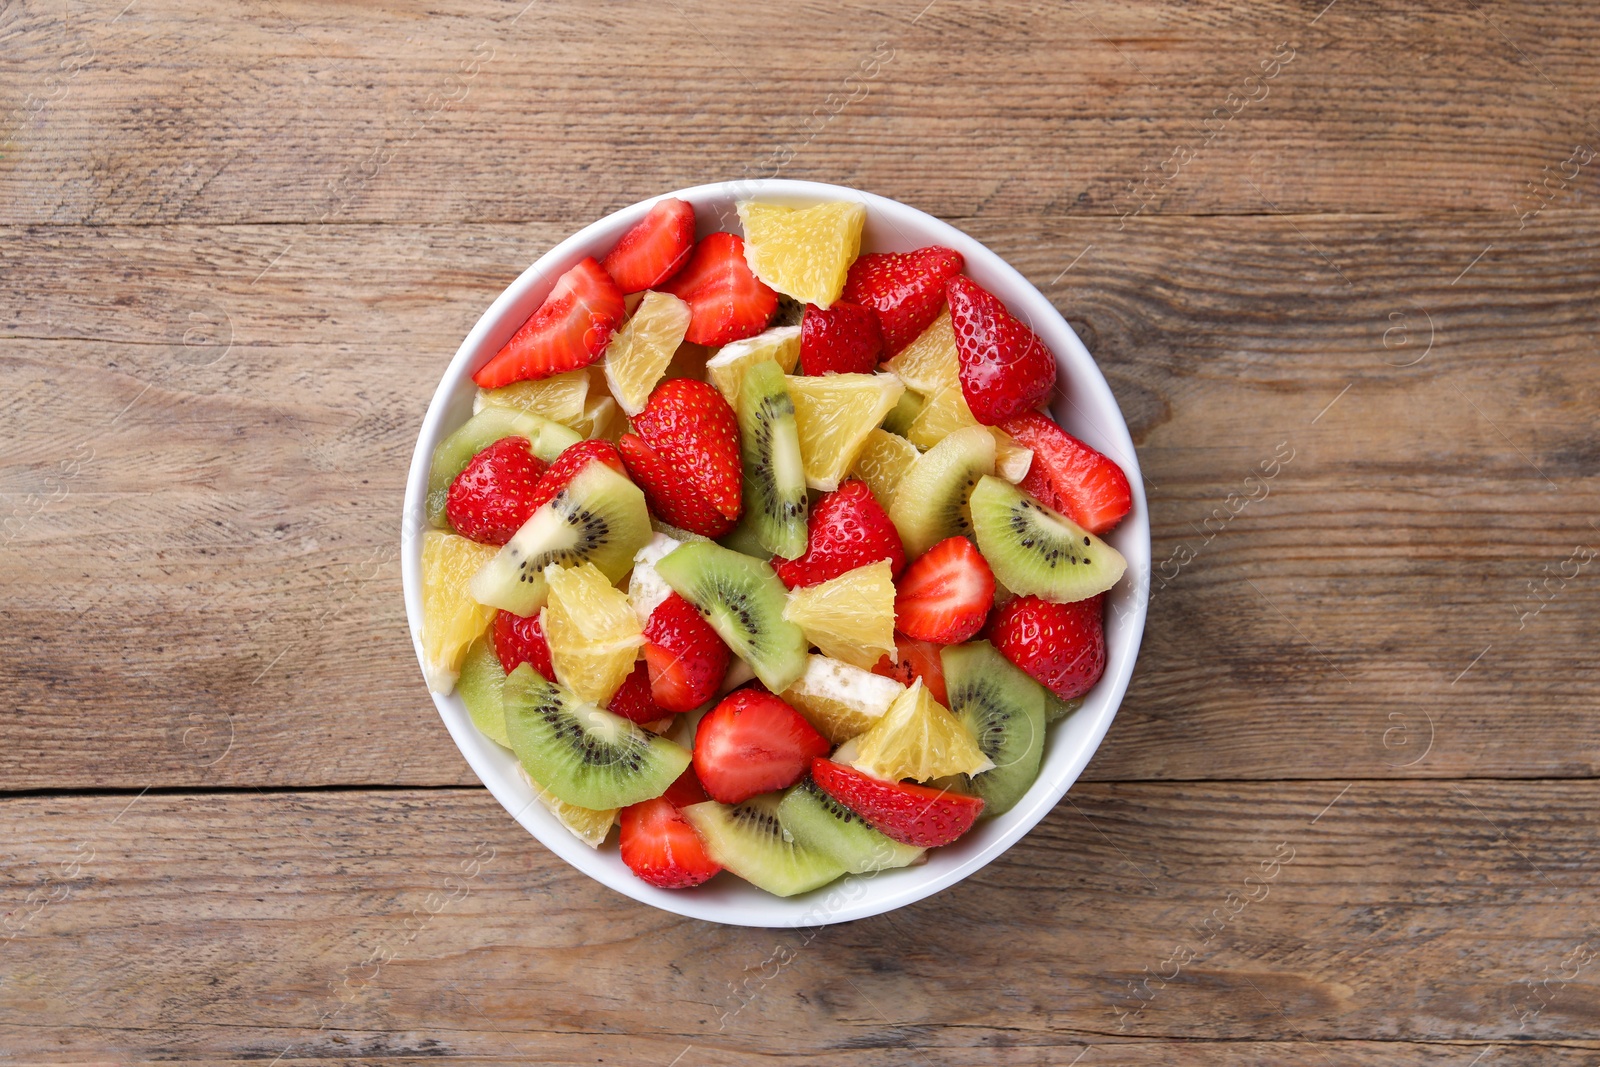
[402,180,1150,927]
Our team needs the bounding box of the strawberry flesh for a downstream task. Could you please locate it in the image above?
[799,301,884,375]
[871,634,949,705]
[841,246,964,355]
[693,689,830,804]
[643,592,732,713]
[773,479,905,586]
[619,432,737,538]
[526,438,626,514]
[990,593,1107,701]
[662,764,712,808]
[601,197,696,294]
[608,660,672,725]
[445,436,548,545]
[659,232,778,347]
[473,257,626,388]
[631,378,743,521]
[492,608,554,680]
[945,275,1056,425]
[619,796,722,889]
[810,758,984,847]
[1001,411,1132,534]
[893,536,995,644]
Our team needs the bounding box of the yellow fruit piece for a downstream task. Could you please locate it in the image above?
[787,372,905,491]
[781,654,905,744]
[574,381,626,441]
[781,560,897,670]
[420,530,501,694]
[704,325,802,407]
[515,763,616,848]
[905,382,980,449]
[541,561,644,705]
[842,678,995,782]
[850,429,920,510]
[991,428,1034,483]
[604,291,692,416]
[737,200,866,308]
[883,309,958,394]
[476,370,590,428]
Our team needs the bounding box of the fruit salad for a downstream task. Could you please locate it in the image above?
[419,194,1134,898]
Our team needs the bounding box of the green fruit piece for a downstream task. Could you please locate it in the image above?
[502,663,690,810]
[715,512,772,559]
[427,407,582,528]
[654,541,808,692]
[881,389,925,438]
[458,636,511,748]
[887,425,996,558]
[467,461,651,615]
[737,359,809,559]
[777,779,923,873]
[942,640,1046,816]
[682,795,846,897]
[1045,692,1084,724]
[970,476,1127,602]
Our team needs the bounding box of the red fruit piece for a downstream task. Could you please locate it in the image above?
[871,634,949,706]
[799,301,884,375]
[945,275,1057,425]
[492,608,554,679]
[526,438,627,513]
[608,660,671,725]
[601,197,696,293]
[773,479,905,587]
[990,593,1106,701]
[473,257,626,388]
[693,689,830,805]
[894,536,995,644]
[618,432,737,538]
[619,797,721,889]
[643,592,731,713]
[1001,411,1132,535]
[631,378,742,521]
[841,246,964,355]
[445,436,548,545]
[662,765,711,808]
[659,232,778,347]
[810,758,983,847]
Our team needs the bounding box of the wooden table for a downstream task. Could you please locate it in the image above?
[4,1,1597,1062]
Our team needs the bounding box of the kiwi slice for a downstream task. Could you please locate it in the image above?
[778,779,924,873]
[881,389,924,438]
[1045,692,1084,724]
[941,640,1046,816]
[426,407,583,527]
[715,513,771,559]
[737,359,808,559]
[468,461,651,615]
[887,425,996,558]
[458,636,512,748]
[502,663,690,809]
[653,541,808,692]
[970,476,1127,602]
[681,795,846,896]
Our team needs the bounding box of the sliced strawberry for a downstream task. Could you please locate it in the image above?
[773,479,905,587]
[871,634,949,705]
[945,275,1057,425]
[619,796,721,889]
[693,689,830,804]
[607,660,671,725]
[631,378,742,521]
[618,432,736,538]
[894,536,995,644]
[1000,411,1132,534]
[445,436,548,544]
[601,197,696,293]
[662,764,711,808]
[799,301,883,375]
[643,592,731,713]
[810,758,984,847]
[841,246,964,355]
[659,232,778,347]
[492,608,554,679]
[473,257,626,388]
[990,593,1106,701]
[526,438,626,513]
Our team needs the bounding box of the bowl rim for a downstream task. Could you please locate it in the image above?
[401,179,1150,927]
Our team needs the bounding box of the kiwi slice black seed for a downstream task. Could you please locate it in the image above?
[770,294,806,328]
[941,640,1046,816]
[881,389,925,438]
[681,794,846,896]
[426,407,582,528]
[468,461,651,615]
[969,475,1126,603]
[737,359,809,559]
[778,779,923,873]
[502,663,690,810]
[653,540,808,692]
[458,636,511,748]
[887,425,997,558]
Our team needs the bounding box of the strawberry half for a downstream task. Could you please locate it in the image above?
[601,197,696,293]
[872,634,949,705]
[473,257,626,388]
[841,246,964,355]
[526,438,626,513]
[643,592,731,713]
[945,275,1057,425]
[799,301,883,375]
[1001,411,1132,535]
[631,378,743,521]
[693,689,830,804]
[618,432,737,538]
[810,758,984,847]
[893,536,995,644]
[619,796,721,889]
[659,232,778,347]
[990,593,1106,701]
[773,479,905,587]
[445,436,548,544]
[492,608,554,680]
[608,660,672,725]
[662,764,711,808]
